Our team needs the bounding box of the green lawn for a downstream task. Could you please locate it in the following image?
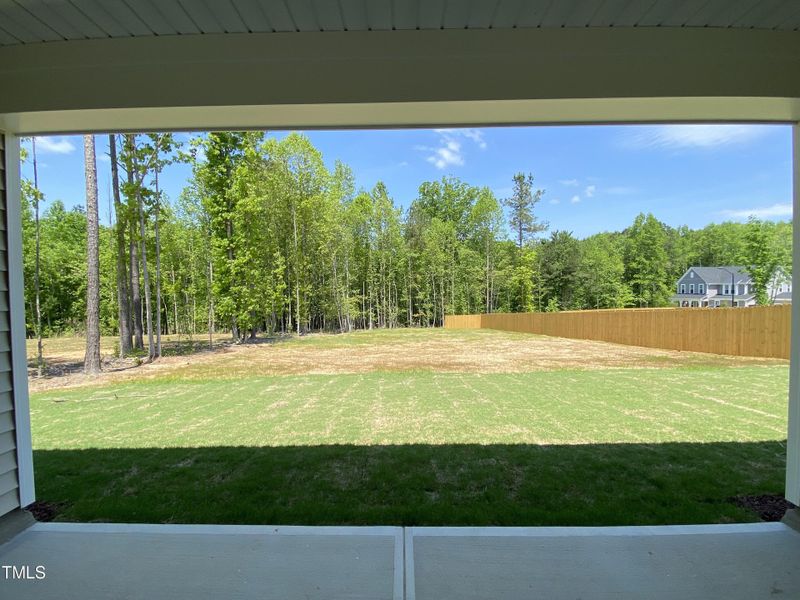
[29,337,790,525]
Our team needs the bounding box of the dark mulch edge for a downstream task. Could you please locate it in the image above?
[729,494,797,522]
[21,496,798,525]
[24,500,67,522]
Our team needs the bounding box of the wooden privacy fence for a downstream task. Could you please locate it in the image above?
[445,305,791,359]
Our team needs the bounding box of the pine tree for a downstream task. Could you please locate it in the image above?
[503,173,547,248]
[83,135,101,374]
[109,135,132,356]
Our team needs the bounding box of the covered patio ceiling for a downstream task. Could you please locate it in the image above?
[0,1,799,132]
[1,0,798,43]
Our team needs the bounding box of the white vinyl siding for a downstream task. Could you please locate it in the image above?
[0,134,19,517]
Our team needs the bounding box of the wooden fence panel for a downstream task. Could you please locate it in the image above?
[444,305,791,359]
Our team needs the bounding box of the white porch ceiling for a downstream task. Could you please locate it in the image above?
[0,0,799,46]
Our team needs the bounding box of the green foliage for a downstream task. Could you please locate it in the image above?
[575,234,632,309]
[742,217,786,305]
[22,200,88,334]
[625,213,671,307]
[505,245,538,312]
[21,133,794,338]
[539,231,582,310]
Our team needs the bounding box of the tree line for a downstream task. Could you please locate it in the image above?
[20,131,793,361]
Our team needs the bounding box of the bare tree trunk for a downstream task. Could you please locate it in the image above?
[138,189,155,360]
[109,135,132,357]
[332,253,343,332]
[292,202,300,335]
[431,273,436,327]
[83,135,101,375]
[485,238,490,313]
[31,139,44,377]
[154,155,162,358]
[171,265,179,337]
[207,258,214,349]
[407,255,413,326]
[129,234,144,349]
[226,207,238,342]
[125,137,144,351]
[344,253,352,332]
[440,277,446,327]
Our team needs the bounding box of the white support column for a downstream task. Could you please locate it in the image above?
[788,123,800,505]
[5,134,35,506]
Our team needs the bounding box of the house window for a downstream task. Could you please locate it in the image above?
[690,272,695,278]
[723,284,730,295]
[689,284,695,294]
[698,284,705,294]
[680,284,686,294]
[714,300,720,307]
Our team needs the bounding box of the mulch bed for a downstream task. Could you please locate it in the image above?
[25,500,66,522]
[22,497,798,524]
[730,494,797,522]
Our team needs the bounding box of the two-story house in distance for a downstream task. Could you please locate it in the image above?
[671,266,792,307]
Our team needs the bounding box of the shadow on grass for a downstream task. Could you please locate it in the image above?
[33,441,786,526]
[25,334,301,380]
[157,334,303,357]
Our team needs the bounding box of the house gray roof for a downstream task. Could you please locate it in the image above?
[685,266,751,285]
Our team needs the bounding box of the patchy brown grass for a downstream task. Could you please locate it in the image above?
[26,333,233,392]
[27,328,785,393]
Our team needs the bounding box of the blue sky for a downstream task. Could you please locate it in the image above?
[20,124,792,239]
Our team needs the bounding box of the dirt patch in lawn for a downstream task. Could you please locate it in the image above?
[28,329,785,392]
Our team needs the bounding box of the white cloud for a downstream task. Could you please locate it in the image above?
[624,125,771,150]
[464,131,487,149]
[433,128,487,149]
[424,139,464,169]
[559,179,579,187]
[422,129,487,169]
[570,195,581,204]
[584,185,596,198]
[34,136,76,154]
[720,203,792,219]
[549,198,560,205]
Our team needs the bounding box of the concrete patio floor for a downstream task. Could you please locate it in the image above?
[1,520,799,599]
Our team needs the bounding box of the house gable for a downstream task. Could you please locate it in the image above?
[677,269,709,291]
